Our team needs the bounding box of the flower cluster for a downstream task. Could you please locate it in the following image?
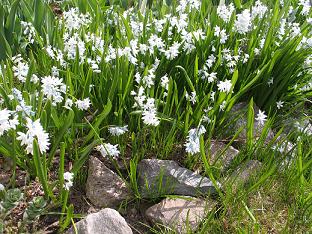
[109,125,128,136]
[0,109,18,136]
[95,143,120,159]
[64,172,74,190]
[185,125,206,155]
[17,118,50,155]
[41,76,66,105]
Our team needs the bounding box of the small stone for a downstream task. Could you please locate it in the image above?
[224,160,262,190]
[86,156,131,208]
[145,197,216,234]
[208,141,239,172]
[67,208,133,234]
[137,159,219,198]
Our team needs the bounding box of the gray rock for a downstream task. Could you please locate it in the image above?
[224,160,262,190]
[67,208,132,234]
[227,102,274,145]
[208,141,239,172]
[137,159,219,198]
[145,197,216,234]
[86,156,131,207]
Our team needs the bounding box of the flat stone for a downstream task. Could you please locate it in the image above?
[86,156,131,207]
[67,208,132,234]
[224,160,262,189]
[137,159,219,198]
[208,141,239,172]
[145,197,216,234]
[227,102,275,145]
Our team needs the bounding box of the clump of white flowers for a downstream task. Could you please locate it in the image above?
[41,76,66,105]
[75,98,91,111]
[185,125,206,155]
[12,55,29,83]
[251,0,268,19]
[164,42,181,60]
[17,118,50,155]
[299,0,311,16]
[96,143,120,159]
[217,79,232,93]
[64,172,74,190]
[214,26,228,44]
[0,109,19,136]
[21,21,36,44]
[63,8,91,31]
[217,3,235,23]
[108,125,128,136]
[185,91,197,104]
[142,98,160,126]
[234,9,252,34]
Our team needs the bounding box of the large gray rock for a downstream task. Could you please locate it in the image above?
[208,141,239,172]
[145,197,216,234]
[67,208,132,234]
[86,156,131,207]
[223,160,262,190]
[227,102,274,145]
[137,159,219,198]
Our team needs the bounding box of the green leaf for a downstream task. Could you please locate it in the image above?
[247,98,254,150]
[175,65,195,92]
[33,139,54,201]
[84,100,112,143]
[48,109,75,166]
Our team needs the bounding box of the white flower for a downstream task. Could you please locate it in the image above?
[12,55,29,83]
[251,1,268,19]
[108,125,128,136]
[142,98,159,126]
[21,21,36,44]
[64,35,86,61]
[217,3,235,23]
[255,110,267,126]
[0,109,19,136]
[220,100,227,111]
[64,99,73,109]
[0,183,4,191]
[132,87,146,108]
[185,125,206,155]
[206,54,216,68]
[64,172,74,190]
[299,0,311,16]
[148,34,165,52]
[75,98,91,110]
[63,8,91,31]
[267,77,274,87]
[185,91,196,104]
[207,72,217,83]
[96,143,120,159]
[276,101,284,109]
[142,69,155,88]
[217,79,232,93]
[164,42,180,60]
[17,118,50,155]
[290,23,301,38]
[161,74,170,90]
[234,9,252,34]
[41,76,66,105]
[214,26,228,44]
